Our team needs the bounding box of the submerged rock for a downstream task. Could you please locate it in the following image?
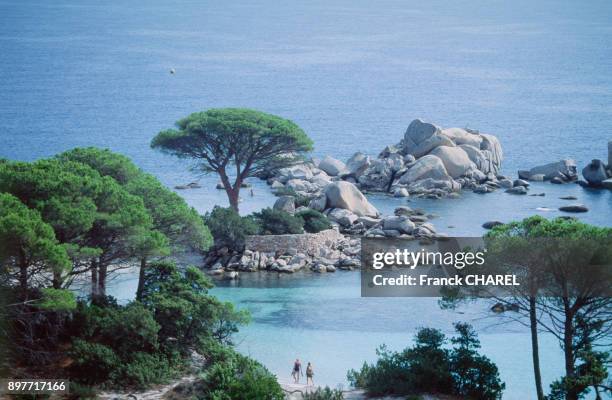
[482,221,504,229]
[550,177,564,184]
[559,204,589,213]
[506,186,528,195]
[513,179,530,187]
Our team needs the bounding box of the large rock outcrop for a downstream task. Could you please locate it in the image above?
[397,155,450,183]
[324,181,379,217]
[429,146,475,178]
[265,118,504,201]
[357,118,503,197]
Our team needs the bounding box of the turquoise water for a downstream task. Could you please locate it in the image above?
[210,272,566,399]
[107,269,566,399]
[2,1,612,398]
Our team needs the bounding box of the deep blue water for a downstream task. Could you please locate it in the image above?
[2,1,612,398]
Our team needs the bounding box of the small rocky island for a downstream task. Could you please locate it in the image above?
[206,119,509,276]
[268,118,504,200]
[262,118,508,237]
[206,120,611,277]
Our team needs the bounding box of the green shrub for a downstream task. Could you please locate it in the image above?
[70,301,160,360]
[64,262,249,391]
[450,323,505,400]
[303,386,344,400]
[348,328,453,396]
[120,352,175,388]
[204,206,260,251]
[348,324,504,400]
[200,350,284,400]
[69,339,121,385]
[141,261,249,348]
[296,209,331,233]
[67,301,168,387]
[253,207,304,235]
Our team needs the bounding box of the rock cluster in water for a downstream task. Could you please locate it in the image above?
[517,141,612,190]
[268,118,504,200]
[260,118,507,237]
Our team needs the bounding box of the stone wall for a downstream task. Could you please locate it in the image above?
[244,229,344,255]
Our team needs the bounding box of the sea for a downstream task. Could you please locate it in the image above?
[1,1,611,398]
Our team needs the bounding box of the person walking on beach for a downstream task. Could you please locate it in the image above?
[292,358,303,383]
[306,362,314,386]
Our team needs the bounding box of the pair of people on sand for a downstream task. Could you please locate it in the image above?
[292,358,314,385]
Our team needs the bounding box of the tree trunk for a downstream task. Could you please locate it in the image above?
[98,264,107,298]
[219,168,240,212]
[564,301,577,400]
[227,186,240,212]
[91,258,98,298]
[136,257,146,301]
[18,248,28,295]
[529,296,545,400]
[52,270,62,289]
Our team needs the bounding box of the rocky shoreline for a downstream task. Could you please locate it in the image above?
[203,119,610,276]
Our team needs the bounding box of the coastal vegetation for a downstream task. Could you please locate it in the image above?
[0,150,281,398]
[253,207,306,235]
[347,323,505,400]
[151,108,314,212]
[204,206,260,252]
[203,205,332,252]
[296,208,332,233]
[442,216,612,400]
[0,144,609,399]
